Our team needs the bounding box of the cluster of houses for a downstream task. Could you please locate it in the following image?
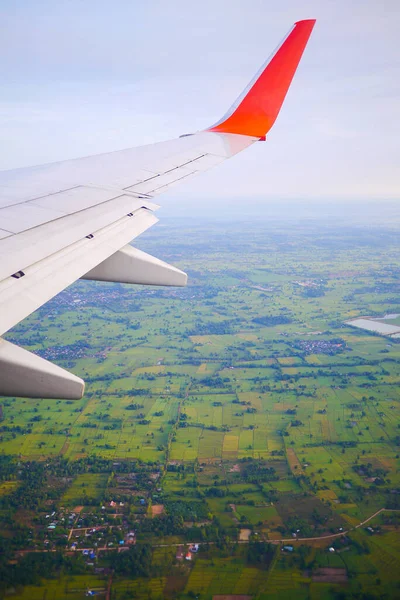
[39,505,141,556]
[176,543,200,562]
[293,339,344,355]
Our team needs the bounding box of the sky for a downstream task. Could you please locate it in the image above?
[0,0,399,206]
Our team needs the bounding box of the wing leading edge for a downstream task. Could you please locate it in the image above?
[0,20,316,399]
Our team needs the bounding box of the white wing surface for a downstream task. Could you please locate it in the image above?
[0,20,315,399]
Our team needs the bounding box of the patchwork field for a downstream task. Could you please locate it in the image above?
[1,213,400,599]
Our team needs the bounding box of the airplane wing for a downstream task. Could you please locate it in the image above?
[0,19,315,399]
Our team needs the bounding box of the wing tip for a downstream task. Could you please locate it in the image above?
[295,19,316,25]
[207,19,316,139]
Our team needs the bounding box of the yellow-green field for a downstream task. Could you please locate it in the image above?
[1,215,400,599]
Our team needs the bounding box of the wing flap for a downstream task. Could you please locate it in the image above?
[0,192,159,282]
[0,207,158,335]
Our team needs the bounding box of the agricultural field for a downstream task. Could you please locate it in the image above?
[1,207,400,598]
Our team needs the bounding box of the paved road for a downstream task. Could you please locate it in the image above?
[153,508,400,547]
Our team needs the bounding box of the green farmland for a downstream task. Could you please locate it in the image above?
[1,208,400,599]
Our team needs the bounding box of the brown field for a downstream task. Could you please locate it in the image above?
[164,575,188,597]
[239,528,252,541]
[286,448,303,475]
[264,513,284,530]
[277,357,298,365]
[312,568,348,583]
[222,451,238,460]
[378,457,396,469]
[151,504,165,516]
[276,494,343,529]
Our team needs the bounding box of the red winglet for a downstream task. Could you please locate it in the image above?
[208,19,316,139]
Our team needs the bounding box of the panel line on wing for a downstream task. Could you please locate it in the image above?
[146,171,197,194]
[0,185,83,211]
[0,194,159,282]
[122,153,208,189]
